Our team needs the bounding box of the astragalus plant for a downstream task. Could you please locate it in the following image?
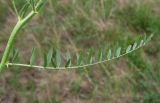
[0,0,153,71]
[0,0,44,70]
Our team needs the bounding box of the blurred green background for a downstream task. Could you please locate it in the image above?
[0,0,160,103]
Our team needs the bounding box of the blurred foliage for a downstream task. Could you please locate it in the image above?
[0,0,159,103]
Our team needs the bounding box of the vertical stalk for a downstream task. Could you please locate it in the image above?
[0,11,36,71]
[0,21,22,70]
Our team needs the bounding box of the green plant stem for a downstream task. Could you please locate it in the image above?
[0,11,36,71]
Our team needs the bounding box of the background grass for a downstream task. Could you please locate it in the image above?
[0,0,160,103]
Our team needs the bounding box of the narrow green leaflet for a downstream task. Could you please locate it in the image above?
[56,51,61,67]
[65,59,71,68]
[35,0,44,11]
[65,51,71,67]
[12,48,19,63]
[139,40,144,47]
[107,49,112,60]
[132,42,137,50]
[126,45,132,53]
[116,47,121,57]
[30,48,36,65]
[19,3,30,19]
[87,48,94,64]
[46,48,53,66]
[98,49,103,62]
[76,52,82,66]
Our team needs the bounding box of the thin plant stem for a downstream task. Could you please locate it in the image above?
[0,11,36,71]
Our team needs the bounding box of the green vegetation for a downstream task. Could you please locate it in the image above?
[0,0,44,71]
[0,0,159,103]
[0,0,153,72]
